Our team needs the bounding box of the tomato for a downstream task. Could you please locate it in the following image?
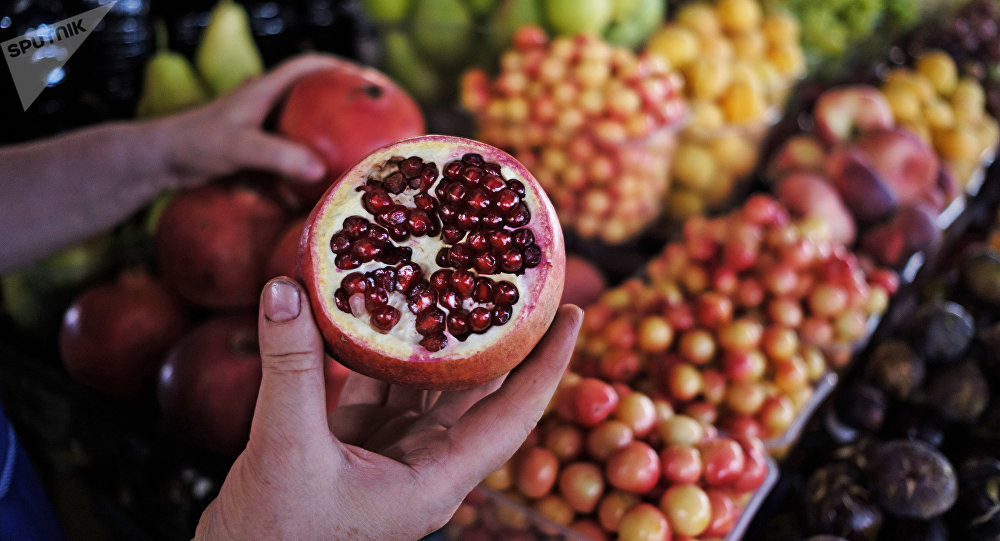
[484,461,513,490]
[573,378,620,427]
[667,363,702,401]
[570,519,609,541]
[659,484,711,537]
[720,414,763,441]
[695,292,734,328]
[682,401,717,426]
[587,419,634,460]
[659,444,703,484]
[544,422,584,463]
[699,438,745,486]
[558,462,604,513]
[757,395,796,436]
[614,392,657,437]
[725,380,766,415]
[600,349,641,382]
[618,503,672,541]
[656,414,705,447]
[606,441,661,494]
[532,494,574,526]
[699,369,727,404]
[703,489,738,536]
[598,490,640,532]
[678,329,716,364]
[722,350,766,382]
[718,318,763,352]
[731,437,769,493]
[514,447,559,498]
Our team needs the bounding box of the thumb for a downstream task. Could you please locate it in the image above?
[252,278,328,446]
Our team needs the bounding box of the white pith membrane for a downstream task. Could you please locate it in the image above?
[308,140,550,359]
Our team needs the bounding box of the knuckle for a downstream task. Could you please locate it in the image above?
[261,350,319,374]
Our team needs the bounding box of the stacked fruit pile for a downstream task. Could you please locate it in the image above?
[462,27,687,243]
[644,0,807,220]
[448,372,773,539]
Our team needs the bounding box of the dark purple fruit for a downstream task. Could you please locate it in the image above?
[961,247,1000,306]
[880,518,949,541]
[869,440,957,519]
[835,382,888,433]
[904,301,975,363]
[954,457,1000,541]
[864,339,925,399]
[925,361,989,422]
[805,462,883,541]
[892,406,947,449]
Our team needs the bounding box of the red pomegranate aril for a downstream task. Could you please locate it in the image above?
[414,193,437,212]
[512,228,534,248]
[430,270,453,292]
[442,225,466,244]
[407,209,431,235]
[335,288,351,313]
[379,206,408,228]
[449,244,473,269]
[384,171,407,194]
[452,270,476,298]
[505,204,530,227]
[446,182,467,204]
[368,225,390,245]
[370,267,397,291]
[463,153,485,166]
[426,216,441,237]
[448,310,471,335]
[419,164,438,190]
[415,307,446,336]
[408,286,436,314]
[495,281,519,305]
[436,247,451,267]
[365,288,389,311]
[439,205,458,224]
[495,189,520,212]
[468,231,489,252]
[457,211,481,229]
[330,233,351,254]
[381,246,411,265]
[475,253,498,274]
[420,333,448,352]
[484,163,501,175]
[473,277,494,303]
[343,272,370,295]
[444,161,464,180]
[470,307,492,332]
[335,253,361,270]
[395,263,422,293]
[388,226,409,242]
[482,175,506,193]
[482,210,504,229]
[501,249,524,273]
[364,187,394,214]
[507,180,526,198]
[467,188,491,211]
[354,238,382,262]
[493,304,513,325]
[463,166,484,184]
[371,305,401,331]
[343,216,369,239]
[524,245,542,268]
[488,231,512,251]
[441,289,463,310]
[399,156,424,178]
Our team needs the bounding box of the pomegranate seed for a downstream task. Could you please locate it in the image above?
[439,205,458,224]
[467,231,489,252]
[467,187,491,211]
[408,286,436,314]
[473,277,494,303]
[343,216,369,239]
[440,289,462,310]
[444,161,464,181]
[335,253,361,270]
[507,180,526,198]
[367,225,390,245]
[451,270,476,298]
[399,156,424,178]
[448,310,470,336]
[420,333,448,352]
[474,252,498,274]
[426,216,441,237]
[484,163,501,175]
[495,189,520,212]
[381,246,411,265]
[481,210,504,230]
[378,206,408,227]
[334,288,351,313]
[523,245,542,268]
[342,272,370,295]
[364,288,389,311]
[462,153,484,166]
[457,211,480,229]
[384,172,407,194]
[463,166,484,184]
[353,238,382,262]
[442,224,466,244]
[395,263,422,293]
[445,182,467,204]
[330,232,351,254]
[500,249,523,273]
[419,164,438,190]
[449,244,472,269]
[415,307,446,336]
[469,307,492,332]
[407,209,431,236]
[504,204,530,227]
[414,193,437,212]
[436,247,451,267]
[512,228,534,248]
[371,305,401,332]
[409,176,422,190]
[370,267,397,291]
[495,281,519,305]
[488,231,512,251]
[364,187,393,214]
[430,270,453,293]
[492,304,512,325]
[388,227,409,242]
[481,175,506,193]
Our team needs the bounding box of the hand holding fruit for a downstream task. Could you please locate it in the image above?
[194,277,582,540]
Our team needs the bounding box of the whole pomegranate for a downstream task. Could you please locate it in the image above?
[298,135,565,390]
[266,215,308,279]
[155,179,289,309]
[157,313,262,457]
[59,268,188,400]
[279,63,426,203]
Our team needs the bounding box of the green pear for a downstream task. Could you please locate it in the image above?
[490,0,542,51]
[383,30,442,101]
[195,0,264,96]
[362,0,412,25]
[136,22,209,118]
[412,0,473,68]
[543,0,613,36]
[604,0,664,48]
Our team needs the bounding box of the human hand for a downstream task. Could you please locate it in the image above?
[155,54,349,189]
[194,277,583,540]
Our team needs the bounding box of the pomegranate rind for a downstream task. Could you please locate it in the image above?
[299,135,565,390]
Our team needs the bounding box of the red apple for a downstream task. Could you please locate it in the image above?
[775,171,856,244]
[813,85,894,144]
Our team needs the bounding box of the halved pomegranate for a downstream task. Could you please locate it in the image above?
[298,136,565,389]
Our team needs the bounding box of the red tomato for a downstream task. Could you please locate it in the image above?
[660,444,703,484]
[558,461,605,513]
[514,447,559,498]
[598,490,640,532]
[543,422,584,462]
[618,503,672,541]
[731,437,769,493]
[586,420,634,460]
[606,441,661,494]
[698,438,745,486]
[703,489,738,536]
[614,392,657,437]
[573,378,620,427]
[659,484,711,537]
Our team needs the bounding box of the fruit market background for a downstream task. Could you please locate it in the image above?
[2,0,1000,539]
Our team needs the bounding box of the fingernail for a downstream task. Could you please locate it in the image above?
[264,280,300,322]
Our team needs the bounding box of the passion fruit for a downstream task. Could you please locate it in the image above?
[298,135,565,389]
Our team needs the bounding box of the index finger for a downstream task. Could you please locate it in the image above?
[232,53,353,123]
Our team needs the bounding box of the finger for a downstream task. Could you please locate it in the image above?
[229,131,326,182]
[231,53,351,122]
[336,371,389,408]
[418,375,507,429]
[251,278,329,447]
[385,385,429,412]
[426,305,582,490]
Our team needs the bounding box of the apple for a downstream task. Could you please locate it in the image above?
[813,85,894,144]
[774,171,856,244]
[766,135,827,180]
[825,146,898,222]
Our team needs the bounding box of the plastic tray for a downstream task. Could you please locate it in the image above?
[761,371,837,460]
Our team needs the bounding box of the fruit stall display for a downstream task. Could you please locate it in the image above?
[4,0,1000,539]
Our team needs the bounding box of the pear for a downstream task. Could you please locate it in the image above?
[383,30,441,101]
[195,0,264,96]
[605,0,665,48]
[543,0,613,36]
[362,0,412,25]
[490,0,543,52]
[136,22,209,118]
[412,0,473,68]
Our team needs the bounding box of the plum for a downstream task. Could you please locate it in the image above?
[880,518,949,541]
[869,440,957,519]
[864,339,925,399]
[805,462,883,541]
[861,204,941,269]
[825,146,898,222]
[851,129,941,210]
[954,457,1000,541]
[903,300,975,363]
[926,361,989,422]
[835,382,888,433]
[960,248,1000,306]
[892,406,948,449]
